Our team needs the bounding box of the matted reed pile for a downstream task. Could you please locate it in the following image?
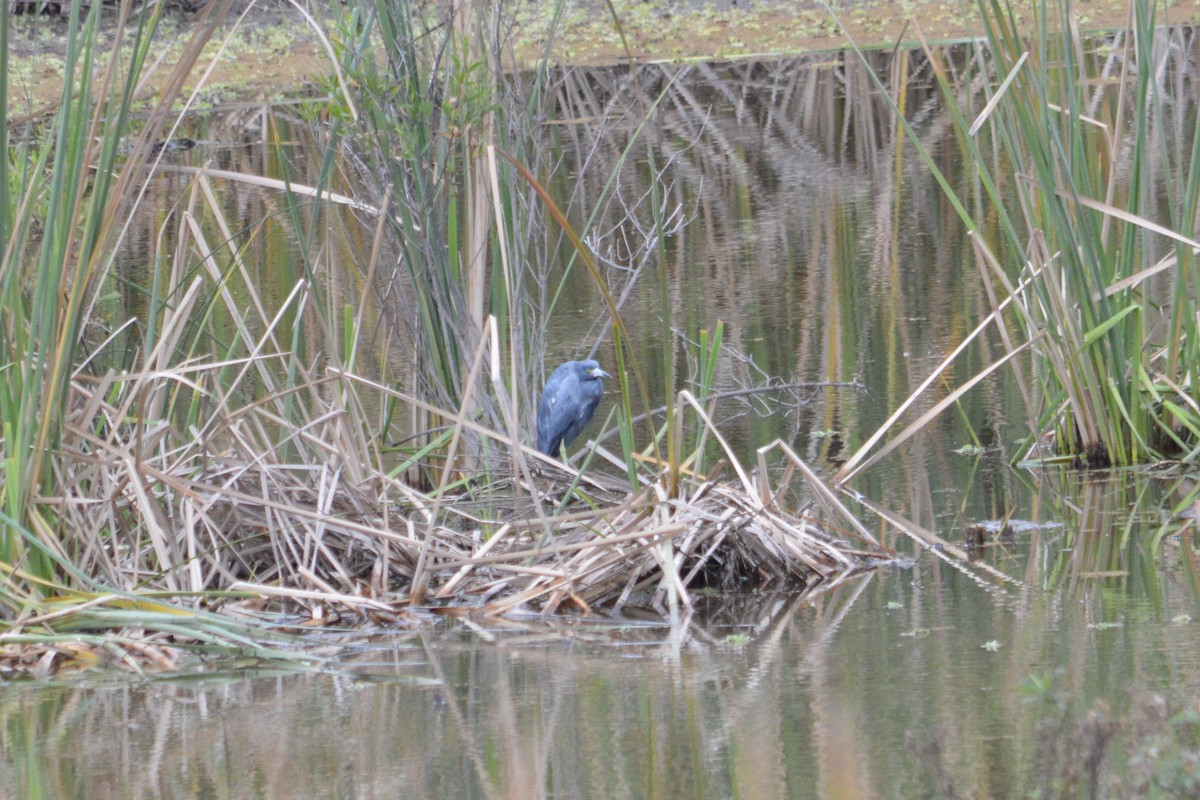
[49,362,882,623]
[422,472,869,617]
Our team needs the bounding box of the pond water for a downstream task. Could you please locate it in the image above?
[7,548,1200,798]
[7,38,1200,798]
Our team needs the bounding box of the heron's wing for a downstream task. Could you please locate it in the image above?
[555,379,602,448]
[536,389,558,451]
[537,371,581,453]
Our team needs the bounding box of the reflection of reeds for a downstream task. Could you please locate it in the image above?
[0,591,865,799]
[5,588,1197,798]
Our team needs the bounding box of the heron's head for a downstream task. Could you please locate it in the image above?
[579,360,611,381]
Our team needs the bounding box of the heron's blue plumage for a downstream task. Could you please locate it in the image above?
[537,360,611,456]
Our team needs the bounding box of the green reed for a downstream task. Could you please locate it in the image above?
[0,0,163,582]
[329,0,533,478]
[0,0,318,662]
[834,0,1200,469]
[329,0,678,487]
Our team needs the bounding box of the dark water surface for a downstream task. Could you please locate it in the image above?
[6,40,1200,798]
[6,549,1200,798]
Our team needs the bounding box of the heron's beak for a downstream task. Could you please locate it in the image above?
[592,368,612,379]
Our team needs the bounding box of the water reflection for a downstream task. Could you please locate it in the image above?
[5,549,1200,799]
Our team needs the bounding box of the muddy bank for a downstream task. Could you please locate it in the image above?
[10,0,1200,110]
[513,0,1199,66]
[8,1,329,112]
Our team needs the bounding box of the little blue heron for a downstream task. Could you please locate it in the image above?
[537,359,612,456]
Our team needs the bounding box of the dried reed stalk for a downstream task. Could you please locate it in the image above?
[51,358,884,621]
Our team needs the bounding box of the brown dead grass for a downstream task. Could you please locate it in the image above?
[53,356,882,621]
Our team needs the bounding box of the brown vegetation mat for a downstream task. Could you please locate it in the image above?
[46,360,885,626]
[160,441,877,620]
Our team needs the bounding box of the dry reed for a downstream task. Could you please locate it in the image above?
[48,345,883,625]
